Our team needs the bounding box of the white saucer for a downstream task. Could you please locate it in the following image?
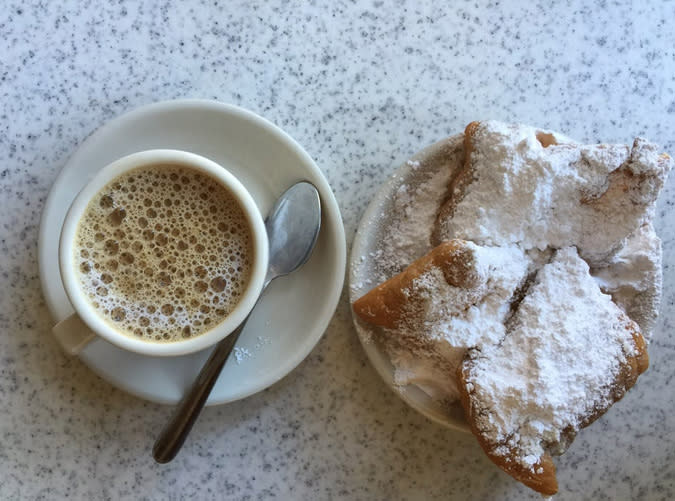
[349,134,470,432]
[38,99,346,405]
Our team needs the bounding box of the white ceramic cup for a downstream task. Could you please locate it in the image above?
[53,149,269,357]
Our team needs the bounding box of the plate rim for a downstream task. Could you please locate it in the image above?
[38,98,347,405]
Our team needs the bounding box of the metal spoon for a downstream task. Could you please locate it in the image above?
[153,181,322,463]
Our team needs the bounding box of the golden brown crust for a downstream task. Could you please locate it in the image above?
[352,240,479,329]
[431,122,481,246]
[463,121,480,158]
[632,330,650,375]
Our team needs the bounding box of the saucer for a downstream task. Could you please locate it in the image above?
[349,134,470,432]
[38,99,346,405]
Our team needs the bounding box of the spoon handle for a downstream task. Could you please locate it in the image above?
[152,315,250,463]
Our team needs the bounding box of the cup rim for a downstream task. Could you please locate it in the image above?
[59,149,269,357]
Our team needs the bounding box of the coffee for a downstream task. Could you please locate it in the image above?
[74,164,254,342]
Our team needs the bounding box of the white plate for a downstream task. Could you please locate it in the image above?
[38,99,346,405]
[349,134,470,432]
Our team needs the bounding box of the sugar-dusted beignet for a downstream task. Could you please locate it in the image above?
[353,240,483,329]
[458,247,649,495]
[353,240,531,347]
[434,121,672,266]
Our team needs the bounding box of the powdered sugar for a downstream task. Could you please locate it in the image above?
[379,243,530,401]
[233,347,252,363]
[435,121,671,266]
[592,222,662,338]
[464,247,642,469]
[405,244,530,348]
[375,159,453,279]
[230,336,273,364]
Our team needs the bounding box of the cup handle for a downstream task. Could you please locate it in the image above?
[52,314,96,355]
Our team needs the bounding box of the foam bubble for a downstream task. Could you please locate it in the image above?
[74,164,254,342]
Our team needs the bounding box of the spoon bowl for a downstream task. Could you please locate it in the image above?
[265,182,321,285]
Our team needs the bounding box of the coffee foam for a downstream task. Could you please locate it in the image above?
[74,164,254,342]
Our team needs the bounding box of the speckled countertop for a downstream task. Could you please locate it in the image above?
[1,1,674,499]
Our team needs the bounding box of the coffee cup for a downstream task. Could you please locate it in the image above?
[53,149,269,357]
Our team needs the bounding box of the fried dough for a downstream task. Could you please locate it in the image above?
[352,240,483,329]
[433,121,671,266]
[457,247,649,496]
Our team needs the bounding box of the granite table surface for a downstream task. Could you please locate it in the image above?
[1,1,674,499]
